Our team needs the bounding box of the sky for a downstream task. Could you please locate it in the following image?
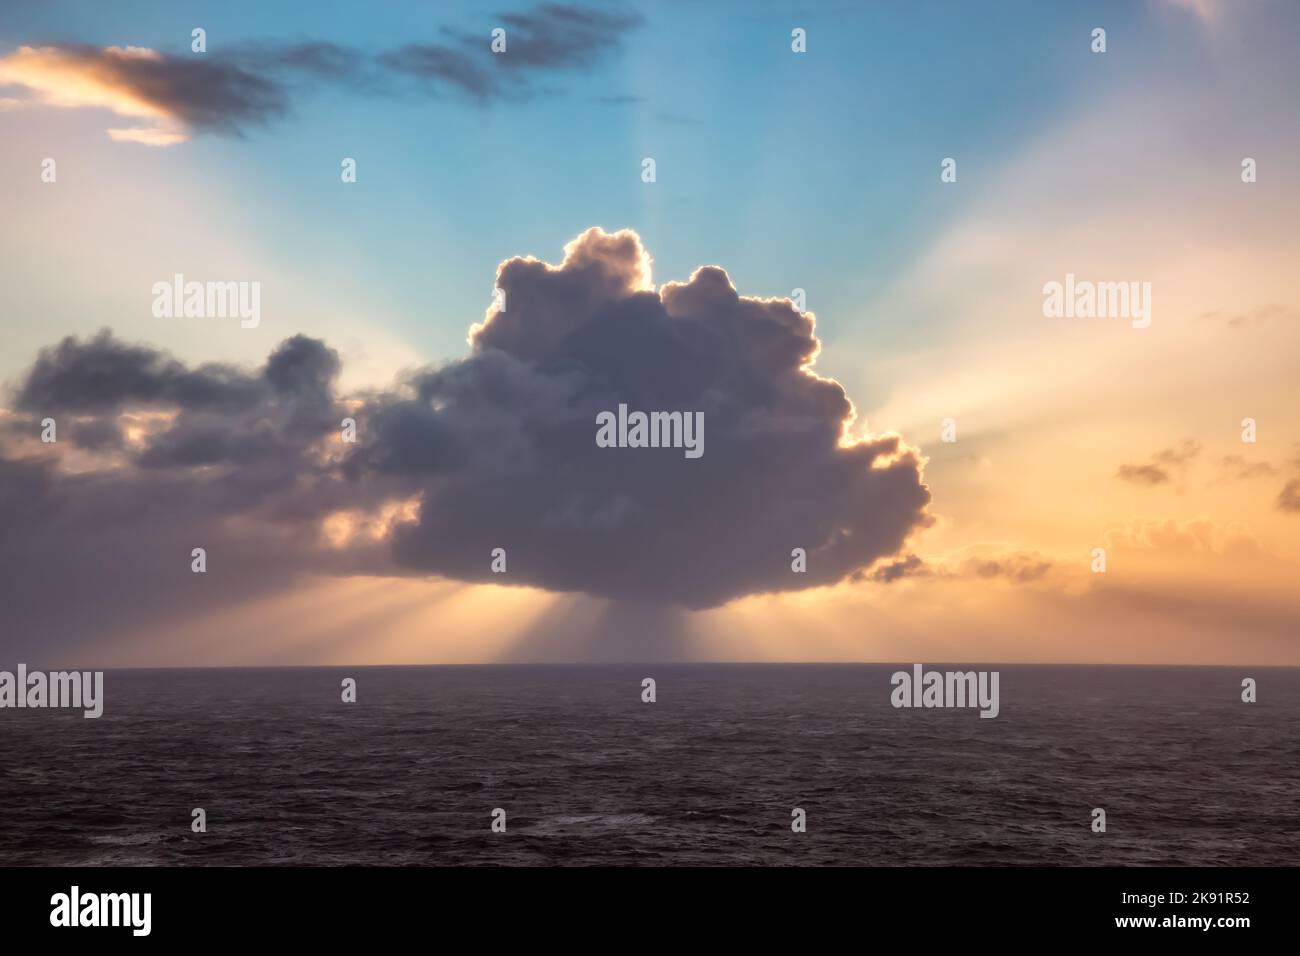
[1,0,1298,667]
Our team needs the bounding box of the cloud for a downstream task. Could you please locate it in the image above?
[1218,454,1275,481]
[13,329,270,414]
[864,553,926,583]
[0,332,393,662]
[1115,439,1201,485]
[0,43,287,143]
[1152,440,1202,467]
[1278,479,1300,513]
[0,6,642,144]
[230,41,365,82]
[496,4,642,69]
[358,227,931,607]
[962,554,1053,583]
[860,548,1054,586]
[1266,443,1300,513]
[1103,517,1262,559]
[0,228,930,662]
[383,4,641,102]
[379,44,499,100]
[1115,463,1171,486]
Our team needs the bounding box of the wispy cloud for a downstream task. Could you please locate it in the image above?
[860,548,1054,586]
[1218,454,1275,481]
[1116,439,1201,486]
[385,3,642,102]
[1199,303,1297,328]
[0,5,644,145]
[495,4,641,70]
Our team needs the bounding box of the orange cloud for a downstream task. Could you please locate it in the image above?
[0,45,188,144]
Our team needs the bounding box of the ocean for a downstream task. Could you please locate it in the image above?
[1,664,1296,866]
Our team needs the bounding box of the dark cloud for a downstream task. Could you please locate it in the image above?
[379,44,499,100]
[9,332,352,485]
[66,417,124,452]
[231,41,363,81]
[1152,440,1201,468]
[863,554,927,583]
[1115,463,1170,485]
[0,41,370,138]
[384,4,641,102]
[0,333,395,662]
[495,4,642,69]
[1219,454,1275,481]
[357,227,931,608]
[13,329,266,413]
[0,228,932,658]
[858,550,1053,585]
[963,555,1052,583]
[1279,479,1300,513]
[37,43,288,134]
[3,5,641,140]
[1272,443,1300,513]
[1116,439,1200,486]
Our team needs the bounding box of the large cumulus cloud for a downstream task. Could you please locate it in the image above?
[0,228,930,662]
[357,227,932,607]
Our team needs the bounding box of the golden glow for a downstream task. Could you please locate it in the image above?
[87,576,564,667]
[107,126,187,146]
[0,45,189,144]
[320,498,422,549]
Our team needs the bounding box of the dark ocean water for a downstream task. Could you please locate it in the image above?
[1,664,1297,866]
